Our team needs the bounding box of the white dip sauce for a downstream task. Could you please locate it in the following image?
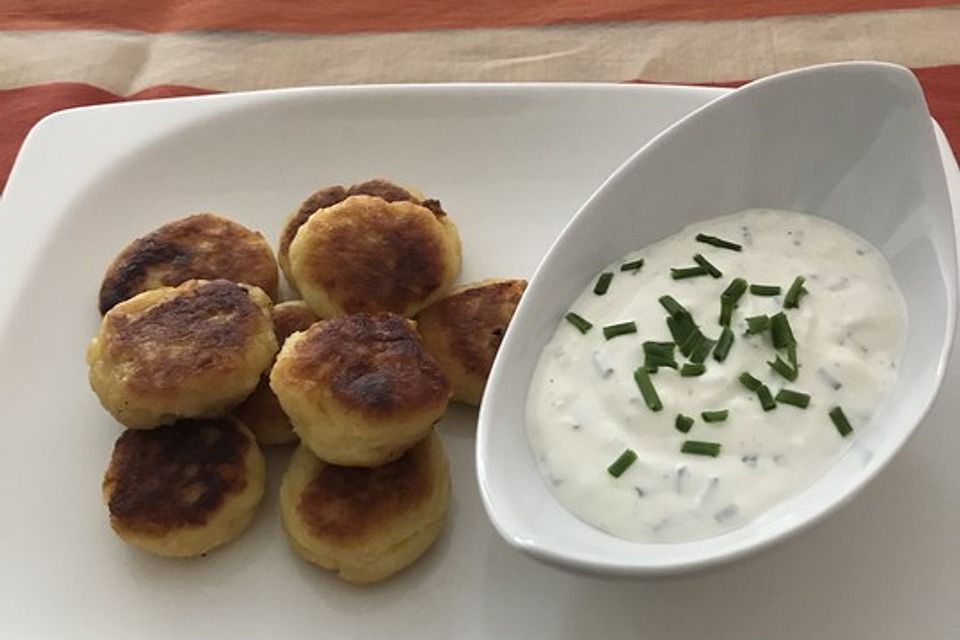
[526,209,907,542]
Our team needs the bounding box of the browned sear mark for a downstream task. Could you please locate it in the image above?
[105,419,250,535]
[297,442,432,541]
[288,313,449,415]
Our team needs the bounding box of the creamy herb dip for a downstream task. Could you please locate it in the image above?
[526,209,907,542]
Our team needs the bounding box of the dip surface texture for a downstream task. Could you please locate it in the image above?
[526,209,907,542]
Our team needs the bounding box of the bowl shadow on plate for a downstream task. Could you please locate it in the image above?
[478,440,947,639]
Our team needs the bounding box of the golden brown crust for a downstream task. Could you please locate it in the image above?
[296,437,434,544]
[103,280,268,398]
[270,300,318,342]
[103,419,251,536]
[285,313,449,417]
[293,197,455,315]
[98,213,278,314]
[277,179,449,297]
[278,186,348,268]
[419,279,526,377]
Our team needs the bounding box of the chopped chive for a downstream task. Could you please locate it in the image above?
[721,277,748,303]
[776,389,811,408]
[675,414,695,433]
[620,259,645,272]
[644,341,678,371]
[701,410,729,423]
[645,353,678,372]
[564,312,592,334]
[829,406,853,437]
[681,440,722,457]
[679,327,705,357]
[695,233,742,252]
[643,341,676,357]
[671,265,711,280]
[746,314,770,334]
[770,312,796,349]
[666,316,684,344]
[750,283,781,296]
[680,362,706,377]
[633,367,663,411]
[784,276,808,308]
[603,321,637,340]
[739,372,762,391]
[693,253,722,278]
[607,449,638,477]
[787,344,799,369]
[658,295,688,318]
[594,272,614,295]
[757,384,777,411]
[689,336,717,364]
[713,327,734,362]
[719,297,734,327]
[767,356,798,382]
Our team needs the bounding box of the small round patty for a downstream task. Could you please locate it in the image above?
[270,312,450,466]
[279,431,449,584]
[102,418,265,557]
[87,279,278,429]
[99,213,278,314]
[416,279,526,405]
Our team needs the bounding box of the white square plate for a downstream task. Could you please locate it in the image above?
[1,84,958,639]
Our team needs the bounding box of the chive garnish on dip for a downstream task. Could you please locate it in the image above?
[681,440,722,457]
[776,389,811,408]
[693,253,722,278]
[620,259,645,272]
[594,272,614,295]
[607,449,638,477]
[603,321,637,340]
[714,327,735,362]
[679,327,706,358]
[701,410,729,423]
[658,295,687,317]
[722,277,748,303]
[689,335,717,364]
[564,312,592,334]
[675,414,694,433]
[671,265,711,280]
[829,406,853,437]
[750,284,781,296]
[784,276,808,308]
[739,372,762,391]
[767,356,798,381]
[719,298,734,326]
[643,341,678,371]
[757,384,777,411]
[695,233,742,252]
[746,314,770,334]
[770,312,797,349]
[633,367,663,411]
[680,362,706,376]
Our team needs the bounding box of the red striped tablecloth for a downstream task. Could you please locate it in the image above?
[2,1,959,192]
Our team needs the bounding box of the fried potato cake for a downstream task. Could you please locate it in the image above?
[279,431,449,584]
[98,213,278,314]
[280,179,460,317]
[102,418,265,557]
[416,279,526,406]
[270,312,450,466]
[87,279,278,429]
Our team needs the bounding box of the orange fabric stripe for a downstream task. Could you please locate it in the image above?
[0,83,216,192]
[1,0,959,35]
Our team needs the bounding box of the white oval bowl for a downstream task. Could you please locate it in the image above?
[476,62,958,577]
